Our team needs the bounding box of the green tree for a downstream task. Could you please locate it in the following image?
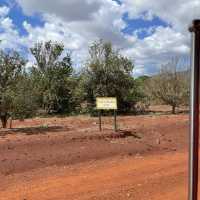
[146,58,189,114]
[30,41,74,114]
[11,72,38,120]
[81,40,139,113]
[130,76,150,113]
[0,50,27,128]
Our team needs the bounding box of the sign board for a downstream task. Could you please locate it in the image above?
[96,97,117,110]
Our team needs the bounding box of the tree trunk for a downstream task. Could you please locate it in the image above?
[1,115,8,128]
[172,105,176,114]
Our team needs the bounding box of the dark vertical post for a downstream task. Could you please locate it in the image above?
[99,110,102,131]
[189,19,200,200]
[114,110,117,132]
[9,117,12,129]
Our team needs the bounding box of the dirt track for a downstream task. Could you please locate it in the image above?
[0,114,190,199]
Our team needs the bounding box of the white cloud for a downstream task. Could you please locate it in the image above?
[122,0,200,32]
[16,0,104,22]
[123,26,190,76]
[0,6,10,17]
[119,0,199,75]
[15,0,129,46]
[17,0,131,68]
[1,0,199,75]
[0,6,23,50]
[21,18,89,69]
[22,20,84,50]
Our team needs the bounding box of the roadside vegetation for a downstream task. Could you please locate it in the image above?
[0,40,190,128]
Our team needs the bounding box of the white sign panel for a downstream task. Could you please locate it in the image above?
[96,97,117,110]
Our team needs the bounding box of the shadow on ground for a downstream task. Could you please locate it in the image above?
[0,126,65,136]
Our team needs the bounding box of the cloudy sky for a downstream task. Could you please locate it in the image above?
[0,0,199,76]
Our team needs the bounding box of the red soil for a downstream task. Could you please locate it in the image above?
[0,113,191,200]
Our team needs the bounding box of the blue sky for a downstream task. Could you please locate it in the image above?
[9,6,43,36]
[122,13,169,39]
[2,0,168,39]
[0,0,199,76]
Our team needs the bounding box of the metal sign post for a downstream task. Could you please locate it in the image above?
[114,109,117,132]
[189,19,200,200]
[96,97,118,132]
[99,110,102,131]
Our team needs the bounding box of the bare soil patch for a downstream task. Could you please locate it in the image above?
[0,113,190,199]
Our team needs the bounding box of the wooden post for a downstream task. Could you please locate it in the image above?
[188,19,200,200]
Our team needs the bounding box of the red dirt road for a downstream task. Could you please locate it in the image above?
[0,151,188,200]
[0,114,190,199]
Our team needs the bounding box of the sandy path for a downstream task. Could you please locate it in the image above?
[0,151,189,200]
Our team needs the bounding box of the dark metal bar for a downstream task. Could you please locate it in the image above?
[189,19,200,200]
[99,110,102,131]
[114,110,117,132]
